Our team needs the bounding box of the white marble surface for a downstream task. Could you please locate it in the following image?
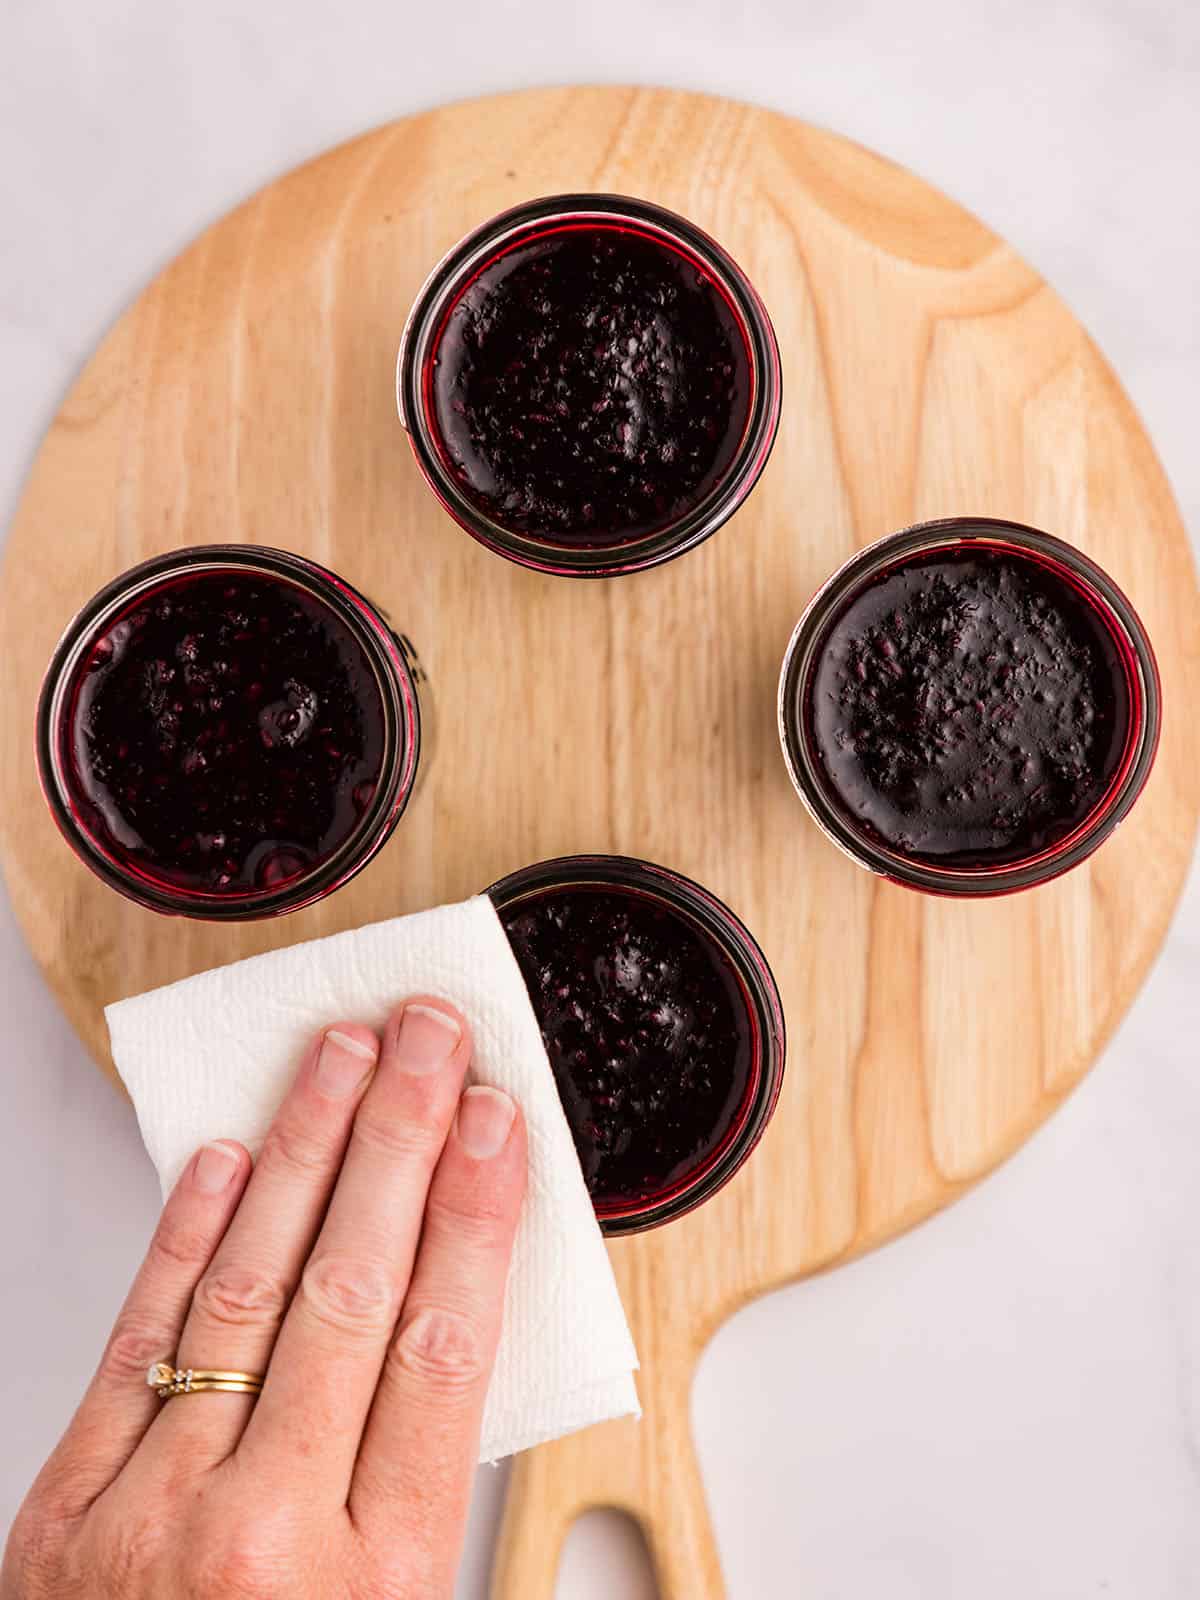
[2,2,1197,1594]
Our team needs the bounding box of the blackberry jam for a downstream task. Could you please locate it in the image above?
[779,520,1160,895]
[489,855,785,1234]
[398,195,781,577]
[430,227,749,546]
[38,547,421,918]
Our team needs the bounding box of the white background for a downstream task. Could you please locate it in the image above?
[2,3,1198,1595]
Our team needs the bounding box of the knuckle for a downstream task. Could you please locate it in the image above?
[89,1499,168,1592]
[259,1118,331,1180]
[101,1315,169,1382]
[425,1178,513,1239]
[202,1549,277,1599]
[17,1478,73,1536]
[352,1108,441,1165]
[197,1511,301,1599]
[31,1440,131,1528]
[198,1547,275,1599]
[389,1306,485,1396]
[301,1253,398,1335]
[193,1263,290,1329]
[6,1494,71,1594]
[150,1211,217,1272]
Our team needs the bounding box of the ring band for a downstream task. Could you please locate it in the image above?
[146,1361,264,1399]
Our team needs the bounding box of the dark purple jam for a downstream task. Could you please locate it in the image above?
[499,885,753,1209]
[429,224,752,546]
[66,571,386,895]
[807,547,1131,867]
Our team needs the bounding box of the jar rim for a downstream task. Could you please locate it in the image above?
[486,852,786,1234]
[777,517,1161,896]
[397,193,782,578]
[36,544,421,919]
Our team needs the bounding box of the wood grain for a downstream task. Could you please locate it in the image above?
[1,88,1197,1598]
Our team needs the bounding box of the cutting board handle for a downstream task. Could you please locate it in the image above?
[491,1349,725,1598]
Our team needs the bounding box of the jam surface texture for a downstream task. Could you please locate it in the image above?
[67,571,386,895]
[429,224,751,546]
[499,885,753,1207]
[807,547,1130,866]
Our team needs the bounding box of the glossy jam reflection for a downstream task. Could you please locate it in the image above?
[806,547,1131,867]
[500,884,754,1210]
[428,223,752,547]
[65,571,386,896]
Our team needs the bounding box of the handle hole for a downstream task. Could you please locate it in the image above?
[556,1508,660,1599]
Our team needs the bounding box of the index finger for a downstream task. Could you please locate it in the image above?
[236,997,472,1491]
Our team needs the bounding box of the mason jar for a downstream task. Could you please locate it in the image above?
[778,517,1160,896]
[37,544,422,918]
[488,852,785,1233]
[398,193,782,577]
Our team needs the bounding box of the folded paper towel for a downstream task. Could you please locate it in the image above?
[105,895,640,1461]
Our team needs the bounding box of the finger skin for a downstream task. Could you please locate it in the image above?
[149,1022,380,1464]
[238,997,471,1493]
[30,1140,250,1516]
[348,1086,526,1582]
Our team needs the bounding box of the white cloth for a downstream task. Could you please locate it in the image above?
[105,895,640,1461]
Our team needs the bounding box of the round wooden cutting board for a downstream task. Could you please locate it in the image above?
[2,87,1197,1598]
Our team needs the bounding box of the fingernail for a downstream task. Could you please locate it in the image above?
[394,1003,461,1075]
[315,1029,379,1098]
[193,1141,241,1194]
[455,1086,515,1159]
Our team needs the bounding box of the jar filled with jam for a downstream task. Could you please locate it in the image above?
[778,518,1160,895]
[398,194,781,577]
[37,546,422,918]
[488,854,785,1233]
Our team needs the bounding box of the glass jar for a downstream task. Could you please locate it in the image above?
[37,545,422,919]
[778,517,1160,896]
[487,853,785,1234]
[397,193,782,577]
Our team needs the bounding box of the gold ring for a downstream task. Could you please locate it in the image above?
[146,1361,264,1399]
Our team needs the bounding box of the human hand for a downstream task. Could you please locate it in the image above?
[2,997,527,1599]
